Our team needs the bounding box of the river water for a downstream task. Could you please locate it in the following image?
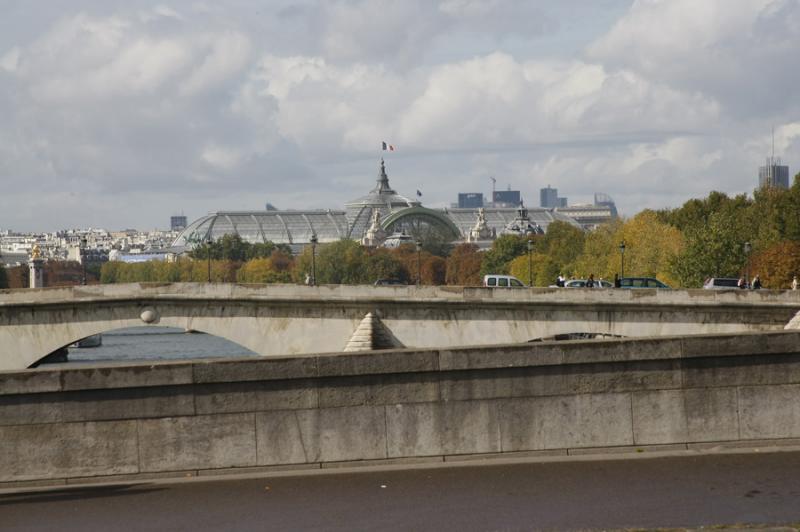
[66,327,259,364]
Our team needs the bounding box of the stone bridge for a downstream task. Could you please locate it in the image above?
[2,283,800,371]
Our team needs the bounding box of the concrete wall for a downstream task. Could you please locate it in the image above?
[4,330,800,487]
[2,282,800,370]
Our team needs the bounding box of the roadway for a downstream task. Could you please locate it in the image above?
[2,451,800,531]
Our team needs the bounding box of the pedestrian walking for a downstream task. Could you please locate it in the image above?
[586,274,595,288]
[752,275,762,290]
[792,276,798,290]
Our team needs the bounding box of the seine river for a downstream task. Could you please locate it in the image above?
[65,327,259,364]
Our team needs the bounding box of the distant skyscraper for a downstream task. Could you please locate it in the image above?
[170,215,187,231]
[493,190,521,207]
[759,157,789,189]
[540,185,567,209]
[594,193,618,218]
[457,193,484,208]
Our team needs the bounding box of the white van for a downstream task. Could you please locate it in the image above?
[483,274,527,288]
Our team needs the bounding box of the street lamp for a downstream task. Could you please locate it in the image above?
[744,241,752,287]
[416,240,422,286]
[527,239,533,287]
[310,233,318,286]
[619,240,626,280]
[80,236,87,285]
[205,236,212,283]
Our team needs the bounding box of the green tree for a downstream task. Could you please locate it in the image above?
[313,239,370,284]
[533,221,585,285]
[480,234,529,276]
[670,209,754,287]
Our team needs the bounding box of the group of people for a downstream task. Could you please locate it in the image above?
[736,276,763,289]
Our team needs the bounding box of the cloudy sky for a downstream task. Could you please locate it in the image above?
[2,0,799,232]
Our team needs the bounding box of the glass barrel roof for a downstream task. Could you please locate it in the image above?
[172,211,349,248]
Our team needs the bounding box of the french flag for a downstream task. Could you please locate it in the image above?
[381,141,395,152]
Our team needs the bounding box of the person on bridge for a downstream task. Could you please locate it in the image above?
[793,276,798,290]
[586,274,595,288]
[752,275,762,290]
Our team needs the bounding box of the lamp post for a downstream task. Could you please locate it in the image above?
[80,236,87,285]
[416,240,422,286]
[744,241,752,287]
[527,239,533,287]
[205,237,212,283]
[619,240,626,280]
[310,233,318,286]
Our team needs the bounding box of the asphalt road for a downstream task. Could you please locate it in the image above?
[3,451,800,531]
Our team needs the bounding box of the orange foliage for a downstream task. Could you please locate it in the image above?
[749,241,800,289]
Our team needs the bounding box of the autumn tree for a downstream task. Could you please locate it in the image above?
[445,244,483,286]
[748,241,800,289]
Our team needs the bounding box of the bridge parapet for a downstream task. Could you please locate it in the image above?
[3,330,800,487]
[2,283,800,370]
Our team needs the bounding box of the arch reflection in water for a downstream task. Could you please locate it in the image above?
[66,326,258,364]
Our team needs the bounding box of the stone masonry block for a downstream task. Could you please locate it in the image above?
[439,366,567,402]
[316,350,438,378]
[138,413,256,472]
[563,337,683,365]
[256,405,387,465]
[685,387,739,442]
[632,390,687,445]
[438,344,564,372]
[194,380,318,415]
[385,401,501,458]
[498,393,633,452]
[0,387,195,426]
[683,354,800,388]
[739,384,800,440]
[192,356,318,384]
[564,359,681,395]
[0,420,138,482]
[318,373,439,408]
[0,369,61,396]
[60,362,193,391]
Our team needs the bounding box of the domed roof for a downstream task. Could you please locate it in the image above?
[345,159,419,239]
[346,159,417,211]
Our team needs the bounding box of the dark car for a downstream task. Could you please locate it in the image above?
[374,279,406,286]
[618,277,670,289]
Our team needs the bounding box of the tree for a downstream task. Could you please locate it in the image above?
[480,234,529,276]
[749,241,800,289]
[532,221,585,285]
[313,240,370,284]
[671,208,754,287]
[0,265,7,289]
[445,244,483,286]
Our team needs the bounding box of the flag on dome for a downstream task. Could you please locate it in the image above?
[381,141,395,151]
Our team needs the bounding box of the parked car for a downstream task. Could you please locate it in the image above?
[618,277,670,289]
[703,277,740,290]
[374,279,406,286]
[564,279,614,288]
[483,274,527,288]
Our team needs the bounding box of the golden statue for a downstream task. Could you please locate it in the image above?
[31,244,41,260]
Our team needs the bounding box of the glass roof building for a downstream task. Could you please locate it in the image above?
[172,160,582,251]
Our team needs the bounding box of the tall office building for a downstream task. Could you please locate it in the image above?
[493,190,521,207]
[759,157,790,189]
[457,193,484,208]
[170,215,187,231]
[540,186,567,208]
